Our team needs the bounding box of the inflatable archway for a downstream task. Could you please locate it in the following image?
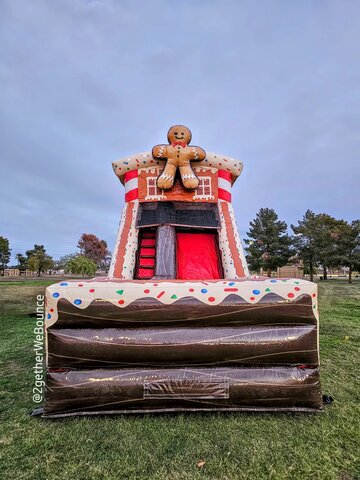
[43,125,322,417]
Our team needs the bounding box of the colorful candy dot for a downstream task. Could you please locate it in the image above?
[50,308,54,313]
[250,296,255,301]
[144,289,150,294]
[229,282,235,286]
[78,284,84,287]
[47,314,51,319]
[253,289,260,295]
[118,299,125,305]
[89,289,95,293]
[208,297,215,302]
[171,294,177,299]
[201,289,208,293]
[74,299,82,305]
[294,287,300,291]
[189,288,194,292]
[270,280,277,283]
[52,293,59,298]
[287,293,294,299]
[116,290,124,295]
[265,288,271,292]
[60,282,68,286]
[312,293,316,298]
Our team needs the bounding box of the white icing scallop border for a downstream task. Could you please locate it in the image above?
[45,277,319,328]
[112,151,243,184]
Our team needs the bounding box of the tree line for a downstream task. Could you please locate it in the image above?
[0,233,110,277]
[245,208,360,283]
[1,209,359,282]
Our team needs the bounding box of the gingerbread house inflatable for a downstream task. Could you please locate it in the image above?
[43,125,322,417]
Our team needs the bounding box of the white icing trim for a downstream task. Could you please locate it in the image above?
[108,203,128,278]
[120,200,139,279]
[139,167,162,175]
[45,277,318,328]
[182,173,196,180]
[113,151,243,184]
[194,167,217,174]
[226,202,249,277]
[108,201,139,280]
[193,195,214,200]
[218,202,238,278]
[145,195,167,201]
[159,173,173,180]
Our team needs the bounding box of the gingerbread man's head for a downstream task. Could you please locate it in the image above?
[167,125,192,146]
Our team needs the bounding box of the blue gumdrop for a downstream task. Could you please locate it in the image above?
[52,292,59,298]
[253,289,260,295]
[74,299,82,305]
[270,280,277,283]
[47,314,51,319]
[60,282,68,286]
[201,289,208,293]
[229,282,235,286]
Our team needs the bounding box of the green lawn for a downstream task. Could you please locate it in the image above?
[0,279,359,480]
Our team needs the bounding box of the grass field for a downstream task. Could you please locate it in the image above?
[0,279,359,480]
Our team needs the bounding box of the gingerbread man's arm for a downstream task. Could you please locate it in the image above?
[189,146,206,162]
[152,144,169,159]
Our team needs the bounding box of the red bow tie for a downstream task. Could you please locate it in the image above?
[172,141,187,148]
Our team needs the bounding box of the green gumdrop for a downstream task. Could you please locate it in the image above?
[171,294,177,299]
[116,290,124,295]
[265,288,271,292]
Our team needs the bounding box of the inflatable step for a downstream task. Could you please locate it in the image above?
[52,293,317,329]
[47,325,319,368]
[43,366,322,417]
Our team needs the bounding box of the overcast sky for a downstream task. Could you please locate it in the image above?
[1,0,359,262]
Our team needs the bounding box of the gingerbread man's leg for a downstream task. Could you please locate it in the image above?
[157,162,177,190]
[179,164,199,190]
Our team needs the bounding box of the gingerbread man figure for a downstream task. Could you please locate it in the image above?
[152,125,206,190]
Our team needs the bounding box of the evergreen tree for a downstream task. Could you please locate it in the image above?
[336,220,360,283]
[313,214,343,280]
[291,210,318,281]
[245,208,292,276]
[292,212,348,280]
[0,236,11,268]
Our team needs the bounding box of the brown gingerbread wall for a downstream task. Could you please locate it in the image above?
[138,167,218,203]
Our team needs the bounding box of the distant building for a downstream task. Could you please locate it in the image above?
[0,268,37,277]
[277,265,304,278]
